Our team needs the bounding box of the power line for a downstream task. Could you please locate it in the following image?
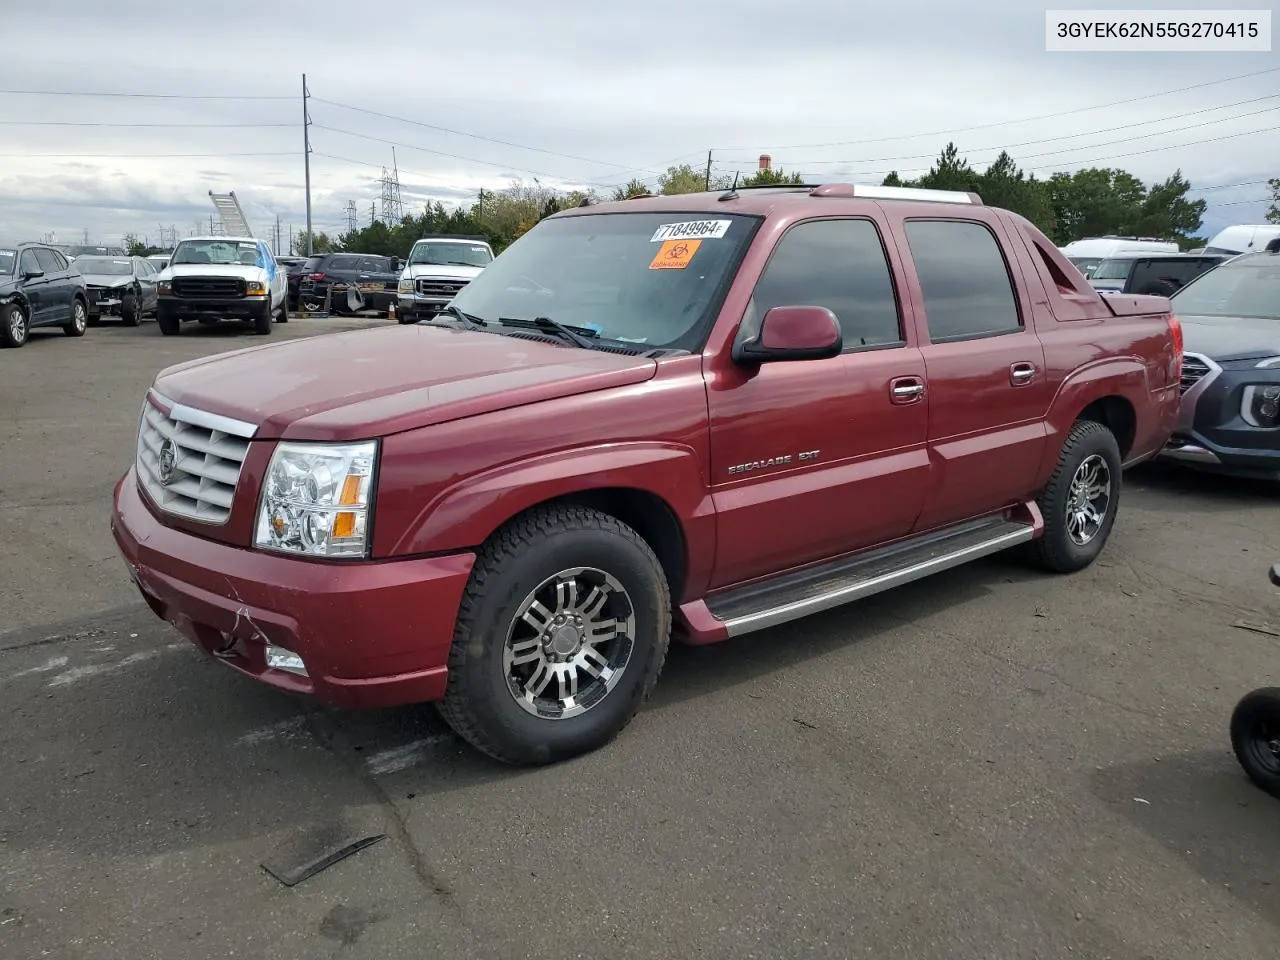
[1188,179,1273,193]
[718,66,1280,151]
[0,88,292,101]
[733,97,1280,167]
[0,120,293,128]
[310,97,660,176]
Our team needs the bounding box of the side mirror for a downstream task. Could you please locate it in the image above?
[734,305,842,364]
[23,268,44,280]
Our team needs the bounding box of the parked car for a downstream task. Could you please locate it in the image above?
[153,236,288,336]
[279,256,314,311]
[0,242,90,347]
[65,244,128,260]
[77,255,160,326]
[146,253,172,272]
[395,234,495,323]
[1060,236,1180,278]
[297,252,401,314]
[1087,251,1230,297]
[110,182,1180,765]
[1159,237,1280,479]
[1203,224,1280,257]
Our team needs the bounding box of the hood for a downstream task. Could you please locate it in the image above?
[403,263,486,280]
[162,262,266,280]
[152,324,658,442]
[80,274,133,287]
[1180,314,1280,363]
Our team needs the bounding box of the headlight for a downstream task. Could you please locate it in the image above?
[254,440,378,558]
[1243,385,1280,428]
[157,281,171,295]
[397,277,412,293]
[245,281,268,296]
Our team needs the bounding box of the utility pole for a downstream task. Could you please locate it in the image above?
[478,188,485,226]
[275,215,281,255]
[705,150,712,190]
[302,73,313,257]
[370,201,375,227]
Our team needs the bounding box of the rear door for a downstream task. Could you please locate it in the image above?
[887,213,1051,531]
[706,215,931,588]
[34,248,73,319]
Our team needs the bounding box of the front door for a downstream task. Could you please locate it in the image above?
[706,216,931,589]
[18,249,48,323]
[887,214,1050,531]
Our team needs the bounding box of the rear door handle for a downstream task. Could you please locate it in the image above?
[1010,362,1037,386]
[890,376,925,404]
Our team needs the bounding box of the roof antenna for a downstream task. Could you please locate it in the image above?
[718,170,741,202]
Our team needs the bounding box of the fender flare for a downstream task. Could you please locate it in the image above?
[1036,355,1148,479]
[388,440,714,572]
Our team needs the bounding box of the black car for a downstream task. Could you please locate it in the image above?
[0,242,91,348]
[297,252,401,314]
[1160,239,1280,480]
[1088,252,1230,296]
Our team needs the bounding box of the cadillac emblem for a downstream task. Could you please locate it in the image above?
[157,439,176,486]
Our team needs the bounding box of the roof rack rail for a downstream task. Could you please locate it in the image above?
[809,183,983,204]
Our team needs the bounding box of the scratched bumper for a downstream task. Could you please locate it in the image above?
[109,468,476,709]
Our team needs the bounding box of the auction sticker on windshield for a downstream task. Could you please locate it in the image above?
[650,220,732,242]
[650,239,701,270]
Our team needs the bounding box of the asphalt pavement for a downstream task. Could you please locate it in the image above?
[2,315,1279,960]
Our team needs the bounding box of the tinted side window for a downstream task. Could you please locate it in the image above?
[751,218,903,350]
[1130,258,1215,292]
[904,219,1021,341]
[19,250,41,275]
[34,249,64,273]
[331,255,362,271]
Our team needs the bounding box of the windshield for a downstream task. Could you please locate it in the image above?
[76,257,133,276]
[408,241,493,267]
[1067,257,1102,277]
[1091,258,1134,281]
[171,239,264,266]
[1171,255,1280,320]
[448,211,759,351]
[0,249,14,276]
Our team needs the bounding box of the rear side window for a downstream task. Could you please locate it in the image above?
[751,218,903,350]
[1091,258,1134,281]
[904,220,1021,341]
[1129,258,1217,294]
[303,257,324,271]
[34,248,64,273]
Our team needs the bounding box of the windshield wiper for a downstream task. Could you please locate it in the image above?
[498,316,599,350]
[438,303,488,328]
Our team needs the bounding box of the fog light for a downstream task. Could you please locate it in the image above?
[266,645,308,676]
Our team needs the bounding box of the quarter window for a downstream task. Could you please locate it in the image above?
[750,218,903,350]
[904,220,1022,341]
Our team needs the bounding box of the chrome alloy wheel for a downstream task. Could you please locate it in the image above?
[8,307,26,342]
[503,566,637,720]
[71,300,87,332]
[1066,453,1112,546]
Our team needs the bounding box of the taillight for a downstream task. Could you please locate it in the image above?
[309,272,325,281]
[1168,313,1183,384]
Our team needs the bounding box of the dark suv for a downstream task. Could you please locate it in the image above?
[0,242,91,348]
[1088,252,1229,296]
[297,252,401,314]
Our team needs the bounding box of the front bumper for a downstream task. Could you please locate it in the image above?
[396,293,451,319]
[159,294,267,320]
[88,289,125,314]
[110,469,476,708]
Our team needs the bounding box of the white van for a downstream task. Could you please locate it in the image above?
[1059,237,1181,278]
[1203,224,1280,256]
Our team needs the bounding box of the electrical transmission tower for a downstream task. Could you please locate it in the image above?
[346,200,358,233]
[378,148,404,225]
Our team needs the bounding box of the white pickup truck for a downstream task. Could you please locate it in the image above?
[154,236,289,336]
[395,234,494,323]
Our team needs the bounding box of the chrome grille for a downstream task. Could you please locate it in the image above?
[135,397,255,524]
[1179,353,1212,394]
[171,276,245,299]
[416,278,468,298]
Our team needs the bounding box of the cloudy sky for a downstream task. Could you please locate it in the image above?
[2,1,1277,250]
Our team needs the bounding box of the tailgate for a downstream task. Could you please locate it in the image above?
[1100,292,1170,317]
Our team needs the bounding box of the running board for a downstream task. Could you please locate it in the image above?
[707,516,1036,638]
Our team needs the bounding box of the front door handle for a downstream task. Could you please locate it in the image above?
[1010,362,1037,386]
[890,376,926,404]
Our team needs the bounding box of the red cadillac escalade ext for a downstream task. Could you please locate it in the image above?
[110,183,1182,765]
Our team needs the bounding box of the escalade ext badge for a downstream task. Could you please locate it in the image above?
[109,183,1181,768]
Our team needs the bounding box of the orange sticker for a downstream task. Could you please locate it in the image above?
[649,238,701,270]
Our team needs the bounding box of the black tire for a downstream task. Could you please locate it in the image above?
[1026,419,1122,573]
[276,300,288,324]
[398,311,420,325]
[1137,281,1175,297]
[253,299,272,335]
[1231,688,1280,799]
[156,305,179,336]
[62,297,88,337]
[437,504,672,765]
[1,301,29,348]
[121,288,142,326]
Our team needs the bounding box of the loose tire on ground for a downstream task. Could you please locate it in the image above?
[156,306,179,336]
[1231,688,1280,799]
[121,289,142,326]
[1026,418,1122,573]
[62,298,88,338]
[2,301,29,348]
[437,504,672,765]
